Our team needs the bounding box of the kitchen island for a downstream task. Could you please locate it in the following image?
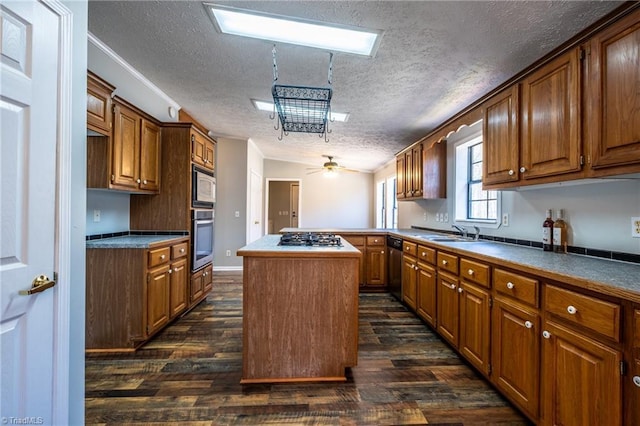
[237,234,361,383]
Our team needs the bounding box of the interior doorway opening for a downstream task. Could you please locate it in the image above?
[266,179,301,234]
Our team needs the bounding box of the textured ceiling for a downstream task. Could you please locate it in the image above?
[88,1,622,172]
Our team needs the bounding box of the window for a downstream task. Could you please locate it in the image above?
[453,121,500,227]
[375,176,397,229]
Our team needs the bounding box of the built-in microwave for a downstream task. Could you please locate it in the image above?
[192,165,215,209]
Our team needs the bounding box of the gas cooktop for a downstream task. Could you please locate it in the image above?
[279,232,343,247]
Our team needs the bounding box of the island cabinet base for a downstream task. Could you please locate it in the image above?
[241,257,359,383]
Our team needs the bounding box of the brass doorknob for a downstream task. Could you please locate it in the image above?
[19,274,56,295]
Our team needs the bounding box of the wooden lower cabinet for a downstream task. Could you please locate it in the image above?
[541,320,622,426]
[437,271,459,347]
[86,237,189,351]
[342,234,387,291]
[459,281,491,375]
[402,254,418,310]
[190,264,213,307]
[492,296,540,420]
[366,246,386,286]
[416,262,436,328]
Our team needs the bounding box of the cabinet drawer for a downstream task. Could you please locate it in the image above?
[494,268,539,307]
[171,242,188,259]
[460,258,490,288]
[437,251,458,275]
[544,285,620,341]
[148,247,171,268]
[343,235,365,246]
[366,235,385,246]
[403,241,417,257]
[417,245,436,265]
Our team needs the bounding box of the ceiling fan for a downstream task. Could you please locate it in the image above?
[306,155,359,175]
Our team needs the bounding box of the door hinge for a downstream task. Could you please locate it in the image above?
[111,174,115,182]
[621,361,627,376]
[579,48,586,61]
[489,297,493,308]
[191,135,195,143]
[488,364,492,375]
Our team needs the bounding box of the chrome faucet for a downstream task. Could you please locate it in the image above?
[452,225,467,238]
[472,226,480,241]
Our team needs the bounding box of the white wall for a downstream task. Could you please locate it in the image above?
[264,159,374,228]
[398,127,640,254]
[86,190,129,235]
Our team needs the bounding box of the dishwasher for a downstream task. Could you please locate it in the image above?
[387,235,403,301]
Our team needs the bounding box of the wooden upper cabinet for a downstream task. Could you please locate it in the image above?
[140,119,161,192]
[587,8,640,173]
[112,102,141,190]
[483,85,520,187]
[396,154,406,199]
[191,130,215,170]
[521,47,582,181]
[87,71,114,136]
[410,144,423,198]
[422,139,446,199]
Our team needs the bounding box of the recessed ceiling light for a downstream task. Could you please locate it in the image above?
[252,99,349,122]
[204,3,382,57]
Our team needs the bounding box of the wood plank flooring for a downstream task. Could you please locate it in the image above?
[85,271,531,425]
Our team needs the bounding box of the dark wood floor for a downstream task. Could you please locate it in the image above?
[85,271,531,425]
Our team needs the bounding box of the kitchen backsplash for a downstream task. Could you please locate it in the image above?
[86,190,130,235]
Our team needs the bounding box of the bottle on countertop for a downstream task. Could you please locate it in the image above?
[553,209,568,253]
[542,209,554,252]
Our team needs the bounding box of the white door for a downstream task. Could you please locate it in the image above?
[248,170,263,242]
[1,1,68,424]
[289,183,299,228]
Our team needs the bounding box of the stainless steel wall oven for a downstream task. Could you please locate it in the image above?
[192,209,214,271]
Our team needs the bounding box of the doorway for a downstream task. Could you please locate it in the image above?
[266,179,301,234]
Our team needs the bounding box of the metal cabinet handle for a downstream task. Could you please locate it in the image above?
[524,321,533,329]
[160,254,166,260]
[136,178,141,183]
[414,265,419,270]
[633,376,640,387]
[542,330,551,339]
[519,166,526,173]
[450,283,456,290]
[458,287,463,293]
[508,169,514,176]
[442,260,448,266]
[421,252,426,256]
[143,179,147,184]
[168,269,173,274]
[381,250,385,254]
[467,269,474,276]
[567,305,577,315]
[180,248,185,253]
[506,282,515,289]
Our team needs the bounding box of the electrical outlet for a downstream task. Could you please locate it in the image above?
[226,250,231,257]
[443,213,449,222]
[435,213,441,222]
[423,212,428,221]
[93,210,101,222]
[632,217,640,238]
[235,211,240,218]
[502,213,509,227]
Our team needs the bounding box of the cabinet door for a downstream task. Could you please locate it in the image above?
[423,141,446,199]
[147,265,170,335]
[521,48,582,180]
[483,85,520,186]
[437,271,459,348]
[366,246,387,286]
[402,256,417,310]
[492,297,540,420]
[459,281,491,375]
[204,139,215,170]
[203,264,213,293]
[541,320,621,426]
[112,103,141,189]
[411,144,423,198]
[169,258,188,318]
[587,9,640,171]
[190,269,204,304]
[139,119,161,192]
[396,155,406,199]
[416,263,436,327]
[87,72,113,135]
[405,150,414,197]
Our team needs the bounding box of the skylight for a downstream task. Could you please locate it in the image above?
[252,99,349,122]
[204,3,382,57]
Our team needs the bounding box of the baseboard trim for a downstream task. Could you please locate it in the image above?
[214,266,243,272]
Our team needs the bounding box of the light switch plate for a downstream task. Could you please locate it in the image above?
[632,217,640,238]
[502,213,509,227]
[93,209,101,222]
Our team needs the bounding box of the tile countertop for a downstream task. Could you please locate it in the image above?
[281,227,640,302]
[237,234,361,258]
[86,235,188,249]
